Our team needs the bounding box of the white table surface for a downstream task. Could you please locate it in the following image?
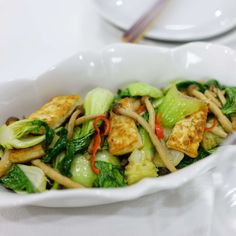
[0,1,236,235]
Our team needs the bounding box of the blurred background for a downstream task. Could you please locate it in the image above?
[1,0,236,81]
[0,0,236,235]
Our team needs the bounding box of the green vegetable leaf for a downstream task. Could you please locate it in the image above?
[118,88,130,97]
[158,86,205,127]
[79,88,114,138]
[70,154,97,187]
[95,150,121,166]
[18,164,47,192]
[42,128,67,163]
[125,149,157,185]
[32,120,55,147]
[58,130,94,177]
[0,165,34,193]
[70,151,121,187]
[72,129,94,152]
[176,80,206,93]
[139,127,155,161]
[101,138,109,150]
[0,119,54,149]
[176,147,209,169]
[221,87,236,115]
[119,82,163,98]
[142,111,149,122]
[201,130,223,151]
[58,140,75,177]
[93,161,126,188]
[124,127,158,185]
[151,97,163,109]
[205,79,225,90]
[72,127,81,139]
[111,89,130,107]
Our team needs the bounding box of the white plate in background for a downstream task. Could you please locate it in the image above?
[0,42,236,207]
[94,0,236,42]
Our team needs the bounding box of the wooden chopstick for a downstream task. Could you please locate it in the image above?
[122,0,168,43]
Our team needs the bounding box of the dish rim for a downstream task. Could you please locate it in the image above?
[0,42,236,207]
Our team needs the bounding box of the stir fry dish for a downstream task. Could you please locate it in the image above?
[0,80,235,193]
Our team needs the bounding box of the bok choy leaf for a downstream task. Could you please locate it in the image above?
[78,88,114,138]
[158,86,205,127]
[0,164,46,193]
[42,128,67,164]
[0,119,54,149]
[119,82,163,98]
[221,87,236,115]
[94,161,126,188]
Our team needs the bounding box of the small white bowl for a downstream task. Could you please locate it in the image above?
[0,42,236,208]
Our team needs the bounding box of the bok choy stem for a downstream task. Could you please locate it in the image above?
[143,96,155,131]
[31,159,84,189]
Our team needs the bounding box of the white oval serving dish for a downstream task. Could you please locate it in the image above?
[0,42,236,207]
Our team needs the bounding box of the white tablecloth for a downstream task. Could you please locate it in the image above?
[0,1,236,235]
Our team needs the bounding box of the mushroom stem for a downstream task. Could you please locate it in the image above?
[210,127,228,138]
[67,109,81,139]
[217,89,227,106]
[143,96,155,131]
[189,89,232,133]
[114,106,176,172]
[31,159,84,189]
[204,90,222,108]
[74,114,103,126]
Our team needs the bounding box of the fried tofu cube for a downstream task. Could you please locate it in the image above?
[166,107,208,158]
[28,95,80,128]
[108,112,143,155]
[9,145,45,163]
[10,95,80,164]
